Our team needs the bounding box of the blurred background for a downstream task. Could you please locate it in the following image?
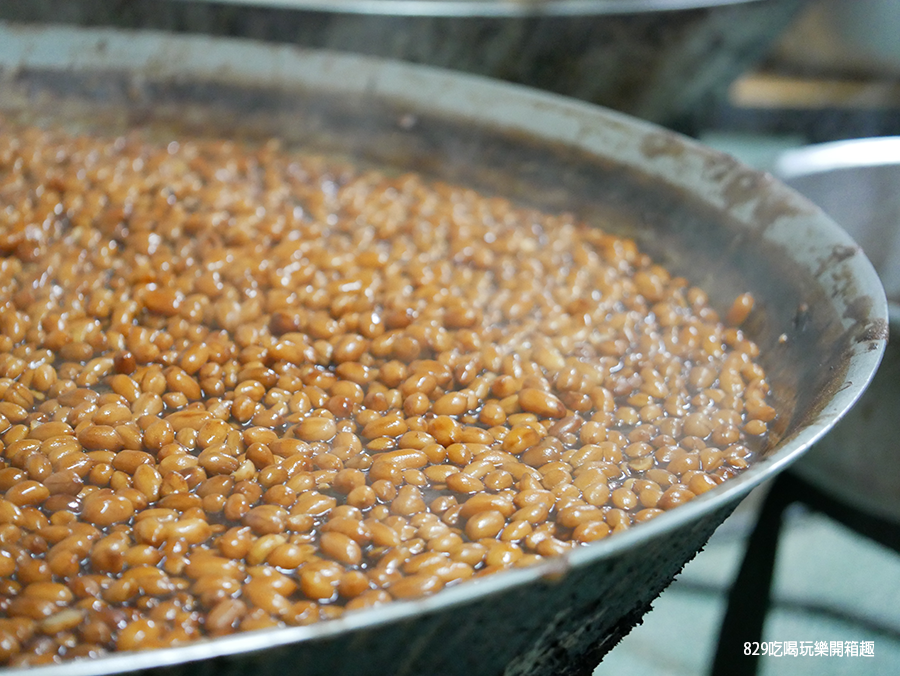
[1,1,898,673]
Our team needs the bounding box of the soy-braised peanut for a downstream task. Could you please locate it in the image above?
[482,469,514,492]
[346,485,377,510]
[511,502,551,525]
[373,449,428,470]
[0,118,776,664]
[464,510,506,540]
[570,519,610,543]
[320,517,370,546]
[687,472,719,495]
[184,554,245,582]
[111,450,154,475]
[22,425,69,447]
[90,532,129,573]
[387,573,443,599]
[319,532,362,566]
[518,388,566,419]
[726,292,755,327]
[7,596,58,620]
[634,508,665,523]
[391,486,426,516]
[556,505,604,530]
[610,488,639,511]
[459,494,515,520]
[243,506,287,535]
[76,426,123,452]
[22,581,73,605]
[242,577,291,617]
[484,541,523,568]
[502,425,542,456]
[5,482,50,508]
[512,489,554,508]
[446,472,484,494]
[294,418,336,442]
[0,551,16,578]
[293,493,336,518]
[39,607,84,635]
[299,561,343,601]
[216,527,254,560]
[657,486,697,510]
[165,518,212,545]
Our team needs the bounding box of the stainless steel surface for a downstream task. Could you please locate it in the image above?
[776,137,900,306]
[0,0,806,125]
[0,23,887,676]
[163,0,773,18]
[775,138,900,523]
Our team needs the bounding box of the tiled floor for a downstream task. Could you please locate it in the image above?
[595,483,900,675]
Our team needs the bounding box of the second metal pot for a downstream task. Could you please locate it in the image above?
[0,0,806,126]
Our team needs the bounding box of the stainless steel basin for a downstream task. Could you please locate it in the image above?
[776,138,900,523]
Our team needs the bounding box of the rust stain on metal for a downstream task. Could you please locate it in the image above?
[639,131,685,160]
[858,317,888,343]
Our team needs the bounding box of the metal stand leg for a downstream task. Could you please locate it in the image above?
[710,473,795,676]
[711,470,900,676]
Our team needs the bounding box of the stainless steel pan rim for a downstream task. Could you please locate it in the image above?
[0,23,888,676]
[775,136,900,179]
[167,0,771,19]
[775,135,900,317]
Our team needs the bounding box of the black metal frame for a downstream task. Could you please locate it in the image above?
[710,471,900,675]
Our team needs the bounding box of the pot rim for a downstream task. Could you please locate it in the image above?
[775,136,900,179]
[166,0,770,19]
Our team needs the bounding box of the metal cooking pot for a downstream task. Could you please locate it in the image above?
[0,0,807,127]
[772,0,900,79]
[776,138,900,523]
[0,23,887,676]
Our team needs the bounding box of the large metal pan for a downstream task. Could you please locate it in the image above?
[775,138,900,524]
[0,0,807,127]
[0,23,887,676]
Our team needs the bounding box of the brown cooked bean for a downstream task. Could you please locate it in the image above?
[518,388,566,418]
[464,510,506,540]
[346,485,377,510]
[611,487,639,511]
[76,426,123,452]
[5,482,50,508]
[556,505,604,529]
[459,493,515,519]
[319,532,362,566]
[112,450,154,475]
[0,119,775,664]
[391,486,426,516]
[445,472,484,494]
[299,561,343,601]
[243,506,288,535]
[687,472,719,495]
[295,418,337,442]
[484,541,523,568]
[388,573,443,599]
[657,486,697,510]
[571,520,612,543]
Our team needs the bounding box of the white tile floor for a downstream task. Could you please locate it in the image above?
[595,485,900,676]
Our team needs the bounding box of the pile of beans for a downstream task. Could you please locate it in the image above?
[0,117,775,665]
